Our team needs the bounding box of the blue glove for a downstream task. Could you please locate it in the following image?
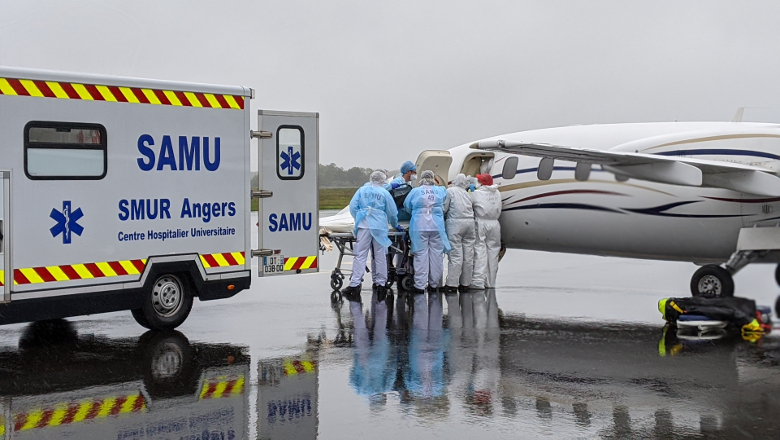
[395,225,404,232]
[468,184,476,192]
[391,182,401,190]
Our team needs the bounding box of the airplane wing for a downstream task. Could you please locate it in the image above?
[475,140,780,197]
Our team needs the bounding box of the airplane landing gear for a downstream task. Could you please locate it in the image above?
[775,265,780,286]
[690,265,734,297]
[776,295,780,317]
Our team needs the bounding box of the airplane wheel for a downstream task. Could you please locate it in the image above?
[776,295,780,318]
[690,265,734,298]
[775,265,780,286]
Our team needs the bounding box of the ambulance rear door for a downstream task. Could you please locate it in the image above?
[255,111,319,277]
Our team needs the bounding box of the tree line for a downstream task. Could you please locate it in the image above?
[250,163,373,189]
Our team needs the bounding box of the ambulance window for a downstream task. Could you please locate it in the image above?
[276,126,305,180]
[24,122,107,180]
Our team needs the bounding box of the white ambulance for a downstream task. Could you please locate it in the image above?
[0,67,318,329]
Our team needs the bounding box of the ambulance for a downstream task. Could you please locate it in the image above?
[0,67,318,329]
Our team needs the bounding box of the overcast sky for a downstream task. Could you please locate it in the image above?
[2,1,780,169]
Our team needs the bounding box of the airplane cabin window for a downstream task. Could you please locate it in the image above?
[502,156,518,180]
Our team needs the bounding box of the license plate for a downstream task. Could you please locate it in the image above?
[263,255,285,274]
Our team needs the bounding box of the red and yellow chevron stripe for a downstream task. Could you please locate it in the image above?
[199,375,245,400]
[0,77,244,110]
[0,259,146,286]
[283,359,317,376]
[200,252,246,269]
[284,256,318,271]
[12,393,146,432]
[1,252,245,286]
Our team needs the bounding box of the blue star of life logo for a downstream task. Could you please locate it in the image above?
[50,201,84,244]
[279,145,301,176]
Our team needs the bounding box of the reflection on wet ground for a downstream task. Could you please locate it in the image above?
[0,321,249,439]
[324,290,780,439]
[1,288,779,438]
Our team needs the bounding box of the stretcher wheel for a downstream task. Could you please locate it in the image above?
[330,275,343,291]
[690,265,734,298]
[386,275,395,289]
[401,275,414,291]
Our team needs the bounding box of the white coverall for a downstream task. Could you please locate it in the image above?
[471,184,501,289]
[443,177,475,289]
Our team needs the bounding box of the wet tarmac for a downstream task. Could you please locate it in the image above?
[0,212,779,439]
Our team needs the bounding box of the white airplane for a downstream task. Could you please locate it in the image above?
[321,117,780,300]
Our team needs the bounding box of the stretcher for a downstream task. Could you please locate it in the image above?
[320,229,414,295]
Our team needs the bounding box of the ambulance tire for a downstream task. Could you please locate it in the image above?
[690,265,734,298]
[135,273,194,330]
[140,330,196,398]
[131,308,152,330]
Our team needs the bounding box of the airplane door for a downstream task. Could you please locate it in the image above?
[414,151,452,186]
[0,171,8,303]
[256,111,319,277]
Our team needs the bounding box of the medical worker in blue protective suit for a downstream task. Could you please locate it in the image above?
[403,170,451,293]
[389,161,417,188]
[387,161,417,222]
[443,174,475,293]
[342,171,400,299]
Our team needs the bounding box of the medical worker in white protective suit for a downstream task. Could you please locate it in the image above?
[470,174,502,289]
[403,170,451,293]
[442,174,475,293]
[342,171,401,299]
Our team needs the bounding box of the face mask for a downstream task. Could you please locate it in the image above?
[410,174,417,181]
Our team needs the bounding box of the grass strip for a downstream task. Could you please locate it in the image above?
[251,188,358,211]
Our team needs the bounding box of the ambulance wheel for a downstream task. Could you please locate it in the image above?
[330,276,343,291]
[690,265,734,298]
[401,275,414,291]
[134,274,193,330]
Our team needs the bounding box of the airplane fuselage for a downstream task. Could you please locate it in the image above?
[447,122,780,263]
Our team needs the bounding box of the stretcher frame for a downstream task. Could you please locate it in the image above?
[321,231,412,293]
